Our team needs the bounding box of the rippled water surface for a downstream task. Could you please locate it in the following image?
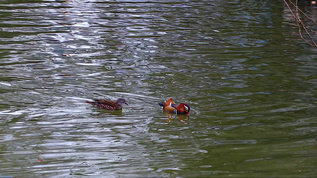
[1,0,317,177]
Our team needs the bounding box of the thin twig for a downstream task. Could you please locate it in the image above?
[287,0,317,26]
[283,0,317,47]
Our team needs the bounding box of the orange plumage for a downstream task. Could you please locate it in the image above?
[176,103,190,115]
[162,98,176,113]
[163,98,175,107]
[159,98,190,115]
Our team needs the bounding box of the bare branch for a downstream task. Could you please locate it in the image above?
[283,0,317,47]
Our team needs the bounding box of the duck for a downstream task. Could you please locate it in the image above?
[158,98,176,113]
[159,98,190,115]
[86,98,128,110]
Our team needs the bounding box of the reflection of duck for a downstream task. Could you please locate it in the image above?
[158,98,190,115]
[164,112,189,124]
[86,98,128,110]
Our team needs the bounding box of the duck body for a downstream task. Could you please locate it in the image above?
[86,98,128,110]
[159,98,190,115]
[159,98,176,113]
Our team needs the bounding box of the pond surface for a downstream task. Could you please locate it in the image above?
[0,0,317,177]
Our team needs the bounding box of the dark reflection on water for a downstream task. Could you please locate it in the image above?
[0,0,317,177]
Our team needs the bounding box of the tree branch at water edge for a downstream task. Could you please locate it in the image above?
[283,0,317,47]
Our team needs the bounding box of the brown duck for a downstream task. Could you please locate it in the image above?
[86,98,128,110]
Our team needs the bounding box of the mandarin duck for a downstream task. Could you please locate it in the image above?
[86,98,128,110]
[159,98,190,115]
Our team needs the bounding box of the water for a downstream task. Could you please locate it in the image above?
[0,0,317,177]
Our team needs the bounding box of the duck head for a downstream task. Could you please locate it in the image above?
[116,98,128,106]
[176,103,190,115]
